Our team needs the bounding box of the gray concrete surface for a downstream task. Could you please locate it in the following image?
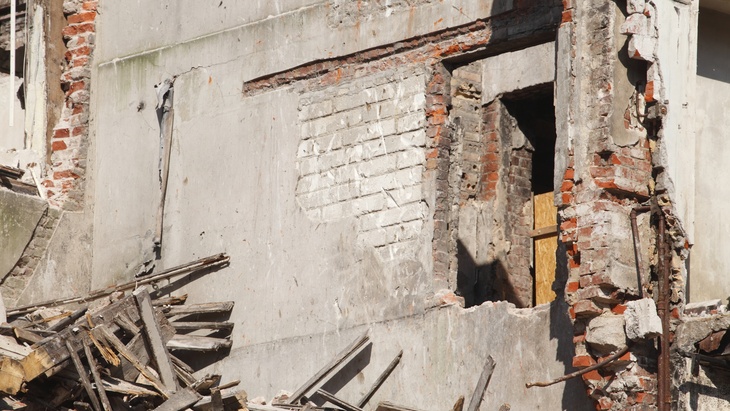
[691,8,730,303]
[15,211,93,306]
[481,42,556,104]
[0,190,46,279]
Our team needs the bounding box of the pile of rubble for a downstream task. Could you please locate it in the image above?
[0,252,498,411]
[0,254,245,410]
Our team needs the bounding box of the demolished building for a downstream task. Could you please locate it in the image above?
[1,0,730,409]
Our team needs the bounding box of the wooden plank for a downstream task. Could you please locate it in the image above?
[47,307,87,332]
[192,388,247,411]
[21,296,139,383]
[191,374,221,392]
[153,294,188,307]
[465,355,495,411]
[162,302,234,317]
[0,357,26,397]
[101,375,159,396]
[528,224,557,238]
[120,317,176,381]
[358,350,402,407]
[12,327,43,345]
[170,321,234,331]
[0,335,32,361]
[170,353,195,375]
[83,339,113,411]
[0,165,24,179]
[153,387,201,411]
[166,335,232,352]
[375,402,425,411]
[93,325,170,398]
[172,361,196,387]
[316,389,363,411]
[64,339,102,411]
[114,314,141,335]
[134,288,178,393]
[287,330,370,404]
[534,192,558,305]
[0,177,37,196]
[210,389,224,411]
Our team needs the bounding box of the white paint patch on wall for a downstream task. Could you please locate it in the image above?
[295,70,429,261]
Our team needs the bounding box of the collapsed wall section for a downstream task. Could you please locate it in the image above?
[558,0,693,410]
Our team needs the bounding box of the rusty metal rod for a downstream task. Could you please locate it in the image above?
[630,206,651,298]
[526,345,631,388]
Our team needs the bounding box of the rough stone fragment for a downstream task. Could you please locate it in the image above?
[698,330,726,353]
[620,13,649,35]
[624,298,662,341]
[628,35,656,62]
[684,299,724,317]
[627,0,646,14]
[586,314,627,355]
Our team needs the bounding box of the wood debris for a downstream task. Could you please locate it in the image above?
[0,254,246,410]
[0,252,495,411]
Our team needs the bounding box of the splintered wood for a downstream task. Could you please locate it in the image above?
[0,254,247,410]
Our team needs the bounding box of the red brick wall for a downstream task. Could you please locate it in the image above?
[44,0,97,210]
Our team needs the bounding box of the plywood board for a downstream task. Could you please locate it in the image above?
[534,192,558,305]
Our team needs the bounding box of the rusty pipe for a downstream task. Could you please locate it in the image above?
[630,206,651,298]
[657,214,671,411]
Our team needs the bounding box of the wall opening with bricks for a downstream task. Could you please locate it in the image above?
[445,55,559,309]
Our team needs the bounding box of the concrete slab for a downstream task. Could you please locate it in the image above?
[0,190,47,279]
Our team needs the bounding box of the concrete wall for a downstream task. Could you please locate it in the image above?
[690,8,730,303]
[83,0,592,408]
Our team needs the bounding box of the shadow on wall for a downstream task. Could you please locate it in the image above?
[549,240,594,410]
[455,239,526,309]
[697,8,730,85]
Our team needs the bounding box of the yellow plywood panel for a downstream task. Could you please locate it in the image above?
[534,192,558,305]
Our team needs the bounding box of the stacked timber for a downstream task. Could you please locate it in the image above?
[0,254,246,410]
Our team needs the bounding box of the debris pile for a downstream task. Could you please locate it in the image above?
[0,252,497,411]
[0,253,245,410]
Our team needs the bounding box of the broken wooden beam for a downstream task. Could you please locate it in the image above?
[375,402,425,411]
[316,389,363,411]
[101,375,159,397]
[465,355,495,411]
[153,387,202,411]
[134,288,178,393]
[358,350,402,408]
[153,294,189,307]
[93,325,170,398]
[170,321,234,331]
[83,340,113,411]
[0,165,23,179]
[287,330,370,404]
[166,335,232,352]
[162,301,234,317]
[192,387,247,411]
[65,339,103,411]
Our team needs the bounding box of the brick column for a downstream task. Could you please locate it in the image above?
[44,0,97,210]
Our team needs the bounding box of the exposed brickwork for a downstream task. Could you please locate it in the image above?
[557,0,681,409]
[505,146,533,305]
[479,103,501,201]
[295,69,429,261]
[0,208,61,305]
[426,65,453,288]
[590,146,652,198]
[44,0,97,210]
[242,2,563,97]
